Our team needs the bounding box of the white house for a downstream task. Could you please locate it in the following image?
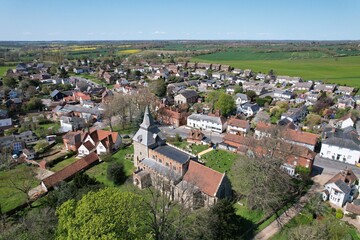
[334,115,354,129]
[187,113,227,133]
[78,141,96,157]
[320,128,360,165]
[234,93,249,105]
[322,168,358,207]
[227,117,250,135]
[237,103,260,117]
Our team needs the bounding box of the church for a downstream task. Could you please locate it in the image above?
[132,106,232,208]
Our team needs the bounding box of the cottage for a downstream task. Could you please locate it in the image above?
[227,117,250,135]
[237,103,260,117]
[322,168,358,207]
[234,93,249,105]
[280,105,307,123]
[336,96,355,109]
[60,116,86,132]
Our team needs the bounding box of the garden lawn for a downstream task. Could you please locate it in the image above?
[34,122,60,137]
[86,145,135,186]
[235,203,264,224]
[200,149,238,173]
[0,165,39,212]
[50,156,78,172]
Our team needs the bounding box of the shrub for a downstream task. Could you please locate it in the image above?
[336,209,344,219]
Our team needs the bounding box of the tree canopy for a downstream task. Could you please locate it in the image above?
[214,92,236,116]
[56,188,150,240]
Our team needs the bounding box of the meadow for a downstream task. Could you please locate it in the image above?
[192,48,360,87]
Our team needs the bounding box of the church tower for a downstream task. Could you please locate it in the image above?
[132,106,165,167]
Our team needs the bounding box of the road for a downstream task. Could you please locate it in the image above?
[159,125,224,144]
[313,155,360,176]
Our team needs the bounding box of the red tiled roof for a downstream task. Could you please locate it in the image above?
[255,121,275,132]
[82,141,95,151]
[282,129,318,146]
[228,118,249,129]
[42,152,99,189]
[183,161,225,197]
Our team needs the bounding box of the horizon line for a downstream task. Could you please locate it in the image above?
[0,39,360,42]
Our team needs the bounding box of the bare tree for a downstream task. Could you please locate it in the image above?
[230,126,298,218]
[8,168,37,208]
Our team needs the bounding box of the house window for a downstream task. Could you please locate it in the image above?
[334,191,338,196]
[348,155,352,160]
[327,151,331,155]
[166,162,169,167]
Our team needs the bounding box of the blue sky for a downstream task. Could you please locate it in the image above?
[1,0,359,41]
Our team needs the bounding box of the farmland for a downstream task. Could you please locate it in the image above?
[117,49,141,55]
[192,47,360,88]
[0,66,15,76]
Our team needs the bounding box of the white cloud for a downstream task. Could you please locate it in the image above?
[22,32,32,35]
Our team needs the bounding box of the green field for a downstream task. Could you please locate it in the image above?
[0,66,15,76]
[192,49,360,88]
[50,156,78,172]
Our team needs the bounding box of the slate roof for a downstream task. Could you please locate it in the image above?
[323,128,360,151]
[334,179,351,194]
[188,113,226,125]
[50,89,60,98]
[141,158,181,181]
[234,93,248,101]
[153,144,193,164]
[177,89,198,99]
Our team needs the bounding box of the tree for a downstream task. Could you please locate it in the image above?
[49,65,58,75]
[2,77,17,88]
[246,90,257,102]
[214,92,236,116]
[206,199,250,239]
[234,85,243,94]
[151,78,166,97]
[23,97,43,111]
[306,193,329,219]
[34,140,48,153]
[305,113,321,129]
[230,132,297,214]
[59,67,69,78]
[56,188,150,240]
[107,162,126,185]
[205,90,221,111]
